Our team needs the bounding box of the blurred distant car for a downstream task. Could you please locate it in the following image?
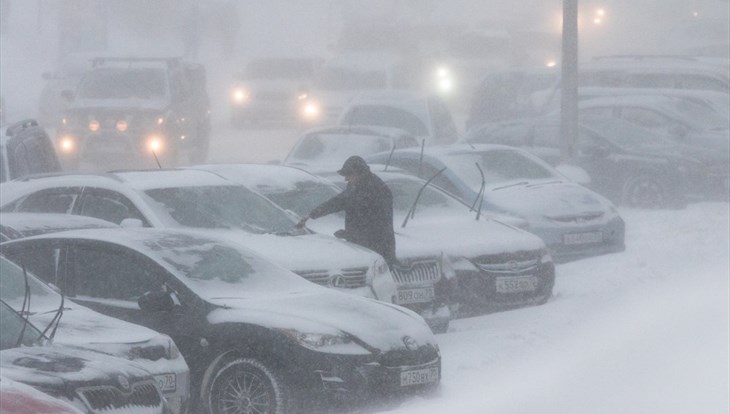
[1,376,83,414]
[338,91,460,145]
[0,212,117,242]
[0,253,191,413]
[1,227,441,413]
[55,57,211,170]
[37,53,95,126]
[283,125,419,174]
[367,144,625,262]
[229,56,322,127]
[0,169,398,308]
[464,116,729,207]
[195,163,555,315]
[0,299,168,414]
[191,163,456,332]
[1,119,61,183]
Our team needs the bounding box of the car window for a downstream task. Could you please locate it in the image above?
[0,255,63,313]
[344,105,429,137]
[71,244,164,301]
[1,243,64,292]
[390,157,462,197]
[475,124,531,146]
[0,301,44,350]
[675,75,728,92]
[480,150,556,181]
[77,188,147,225]
[387,178,461,213]
[13,188,80,214]
[620,107,671,129]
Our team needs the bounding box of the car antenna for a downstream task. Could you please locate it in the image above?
[15,264,33,347]
[401,166,447,228]
[417,138,425,178]
[151,150,162,169]
[470,162,486,221]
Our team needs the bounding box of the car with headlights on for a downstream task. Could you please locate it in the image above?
[464,115,730,208]
[191,163,555,316]
[0,169,398,307]
[367,144,626,263]
[283,125,418,175]
[55,57,210,171]
[0,253,191,413]
[0,299,169,414]
[229,56,322,127]
[0,228,442,414]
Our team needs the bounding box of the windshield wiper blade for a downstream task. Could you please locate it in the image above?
[472,163,486,221]
[401,167,447,228]
[492,181,529,191]
[15,264,32,347]
[526,180,563,188]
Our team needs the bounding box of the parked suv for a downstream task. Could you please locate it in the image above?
[56,57,211,170]
[1,119,61,183]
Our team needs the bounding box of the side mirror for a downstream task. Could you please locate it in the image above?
[60,90,75,102]
[138,290,175,312]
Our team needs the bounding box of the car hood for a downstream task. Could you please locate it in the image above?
[207,290,434,352]
[68,99,166,112]
[0,345,152,389]
[486,180,614,220]
[214,231,382,272]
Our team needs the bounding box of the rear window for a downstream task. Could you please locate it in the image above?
[344,106,428,136]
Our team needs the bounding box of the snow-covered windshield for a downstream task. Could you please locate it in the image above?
[0,301,44,350]
[289,133,393,162]
[144,185,298,234]
[0,255,61,313]
[77,68,167,100]
[442,149,558,190]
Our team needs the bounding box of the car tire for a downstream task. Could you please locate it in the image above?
[208,358,288,414]
[621,174,671,209]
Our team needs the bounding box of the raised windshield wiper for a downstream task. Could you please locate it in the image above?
[470,163,486,221]
[492,181,529,191]
[401,167,447,228]
[40,286,65,344]
[526,180,563,188]
[15,264,32,347]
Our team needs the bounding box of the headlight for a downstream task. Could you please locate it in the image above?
[277,328,369,354]
[301,101,320,119]
[58,135,76,153]
[88,119,100,132]
[146,135,164,152]
[116,119,128,132]
[231,87,249,104]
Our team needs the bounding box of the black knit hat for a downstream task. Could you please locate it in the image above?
[337,155,370,176]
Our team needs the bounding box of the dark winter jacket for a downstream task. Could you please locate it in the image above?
[310,172,397,264]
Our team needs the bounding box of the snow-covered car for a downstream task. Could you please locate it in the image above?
[192,163,457,331]
[282,125,418,175]
[465,115,730,207]
[0,212,118,242]
[0,169,397,305]
[367,144,626,263]
[337,91,460,145]
[1,119,61,183]
[0,228,442,413]
[0,299,168,414]
[1,376,84,414]
[55,57,211,170]
[192,163,555,315]
[0,254,191,413]
[229,56,322,127]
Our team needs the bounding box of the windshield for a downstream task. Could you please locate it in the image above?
[315,68,388,90]
[144,185,299,234]
[582,117,675,147]
[0,255,62,314]
[77,68,168,100]
[442,149,558,190]
[0,301,45,350]
[387,177,469,217]
[289,133,393,163]
[262,180,340,217]
[345,106,429,136]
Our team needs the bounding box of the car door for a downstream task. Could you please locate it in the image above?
[73,187,150,226]
[3,187,82,214]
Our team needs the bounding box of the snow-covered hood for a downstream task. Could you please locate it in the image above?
[486,180,613,220]
[208,290,434,352]
[216,231,382,272]
[0,345,153,389]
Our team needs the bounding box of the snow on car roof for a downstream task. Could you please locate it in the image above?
[192,164,333,194]
[0,212,117,238]
[112,169,233,190]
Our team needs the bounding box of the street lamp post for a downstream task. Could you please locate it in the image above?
[561,0,579,162]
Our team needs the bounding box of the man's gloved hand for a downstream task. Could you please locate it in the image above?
[334,229,347,239]
[295,214,310,229]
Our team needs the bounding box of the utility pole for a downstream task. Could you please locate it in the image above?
[561,0,579,162]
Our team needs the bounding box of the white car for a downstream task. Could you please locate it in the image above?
[0,169,397,304]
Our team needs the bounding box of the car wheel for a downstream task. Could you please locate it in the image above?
[621,174,670,208]
[208,358,288,414]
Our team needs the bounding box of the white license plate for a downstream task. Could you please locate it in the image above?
[397,287,435,305]
[496,275,538,293]
[154,374,177,392]
[400,366,439,387]
[563,231,603,245]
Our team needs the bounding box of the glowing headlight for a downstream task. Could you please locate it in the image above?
[58,136,75,153]
[147,135,163,152]
[297,93,308,100]
[157,117,164,125]
[116,120,128,132]
[545,60,557,68]
[302,101,320,118]
[88,119,100,132]
[231,88,249,103]
[436,66,450,79]
[437,77,453,93]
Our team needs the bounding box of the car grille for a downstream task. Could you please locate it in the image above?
[295,267,368,288]
[79,380,163,413]
[473,251,540,274]
[390,260,441,285]
[546,212,605,223]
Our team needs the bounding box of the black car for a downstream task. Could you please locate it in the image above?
[1,119,61,183]
[464,115,730,208]
[1,228,441,414]
[56,57,211,170]
[0,300,168,414]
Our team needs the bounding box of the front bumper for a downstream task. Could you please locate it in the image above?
[56,129,168,170]
[534,215,626,263]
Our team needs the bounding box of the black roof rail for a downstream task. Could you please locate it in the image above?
[5,119,40,137]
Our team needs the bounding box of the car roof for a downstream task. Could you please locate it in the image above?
[191,163,336,192]
[0,213,117,240]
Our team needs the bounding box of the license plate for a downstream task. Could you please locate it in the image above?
[400,366,439,387]
[396,287,435,305]
[496,275,538,293]
[154,374,177,392]
[563,231,603,245]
